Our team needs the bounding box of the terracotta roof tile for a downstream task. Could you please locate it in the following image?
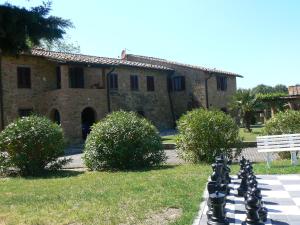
[126,54,243,77]
[29,49,173,71]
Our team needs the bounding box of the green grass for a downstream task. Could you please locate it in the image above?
[238,126,264,142]
[231,159,300,175]
[0,165,212,225]
[162,134,177,144]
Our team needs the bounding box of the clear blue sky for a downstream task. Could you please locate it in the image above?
[2,0,300,88]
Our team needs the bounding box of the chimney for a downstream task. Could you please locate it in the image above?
[121,49,126,60]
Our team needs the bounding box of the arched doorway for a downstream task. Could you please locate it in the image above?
[81,107,96,139]
[50,109,61,124]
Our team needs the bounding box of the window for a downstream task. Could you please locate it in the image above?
[69,67,84,88]
[130,75,139,91]
[17,67,31,88]
[217,76,227,91]
[109,73,118,90]
[18,108,33,117]
[56,67,61,89]
[147,76,155,91]
[173,76,185,91]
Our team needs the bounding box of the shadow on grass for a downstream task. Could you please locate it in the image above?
[24,170,85,180]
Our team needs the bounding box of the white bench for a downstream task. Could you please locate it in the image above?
[257,134,300,167]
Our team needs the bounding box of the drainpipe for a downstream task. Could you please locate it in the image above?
[106,67,116,113]
[167,71,176,128]
[205,72,213,109]
[0,52,4,129]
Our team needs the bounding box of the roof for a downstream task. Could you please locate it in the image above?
[125,54,243,77]
[29,49,173,71]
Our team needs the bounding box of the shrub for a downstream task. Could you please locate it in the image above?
[83,111,165,170]
[0,115,66,176]
[264,110,300,159]
[176,109,241,163]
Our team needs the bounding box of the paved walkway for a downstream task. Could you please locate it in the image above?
[196,174,300,225]
[62,147,276,169]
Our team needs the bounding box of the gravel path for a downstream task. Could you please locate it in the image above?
[62,147,274,169]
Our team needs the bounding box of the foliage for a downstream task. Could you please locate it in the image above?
[0,115,67,176]
[0,1,72,54]
[251,84,288,95]
[230,89,258,131]
[264,110,300,135]
[176,109,241,163]
[256,92,288,102]
[264,110,300,159]
[39,35,80,53]
[83,111,165,170]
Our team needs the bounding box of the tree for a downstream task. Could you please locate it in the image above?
[0,1,72,128]
[230,89,258,132]
[273,84,288,94]
[251,84,274,95]
[39,36,80,53]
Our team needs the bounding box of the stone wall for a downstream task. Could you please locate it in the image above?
[110,67,174,130]
[124,55,238,118]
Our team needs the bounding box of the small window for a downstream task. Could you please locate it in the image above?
[18,108,33,117]
[17,67,31,88]
[69,67,84,88]
[147,76,155,91]
[109,73,118,90]
[130,75,139,91]
[217,76,227,91]
[173,76,185,91]
[56,67,61,89]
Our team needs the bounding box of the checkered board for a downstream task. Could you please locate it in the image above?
[198,174,300,225]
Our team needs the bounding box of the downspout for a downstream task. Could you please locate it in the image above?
[0,52,4,129]
[167,71,176,128]
[205,72,213,109]
[106,66,116,113]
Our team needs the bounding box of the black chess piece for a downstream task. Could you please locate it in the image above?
[238,156,246,179]
[211,163,223,184]
[243,193,264,225]
[207,191,229,225]
[251,187,268,222]
[238,169,248,196]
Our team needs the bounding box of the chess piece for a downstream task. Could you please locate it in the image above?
[238,170,248,196]
[207,191,229,225]
[251,187,268,222]
[243,193,264,225]
[238,156,246,179]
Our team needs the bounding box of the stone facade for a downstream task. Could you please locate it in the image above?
[0,49,241,144]
[124,54,241,119]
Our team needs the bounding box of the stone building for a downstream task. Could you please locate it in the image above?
[0,49,242,143]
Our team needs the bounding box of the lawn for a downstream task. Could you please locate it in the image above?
[231,159,300,175]
[0,165,212,225]
[1,160,299,225]
[238,126,264,142]
[162,134,177,144]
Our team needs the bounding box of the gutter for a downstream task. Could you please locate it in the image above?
[167,71,176,128]
[106,66,116,113]
[205,72,213,109]
[0,53,4,129]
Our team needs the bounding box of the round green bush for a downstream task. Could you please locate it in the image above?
[83,111,165,170]
[176,109,241,163]
[264,110,300,159]
[0,115,65,175]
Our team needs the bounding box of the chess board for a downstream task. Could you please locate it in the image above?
[197,174,300,225]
